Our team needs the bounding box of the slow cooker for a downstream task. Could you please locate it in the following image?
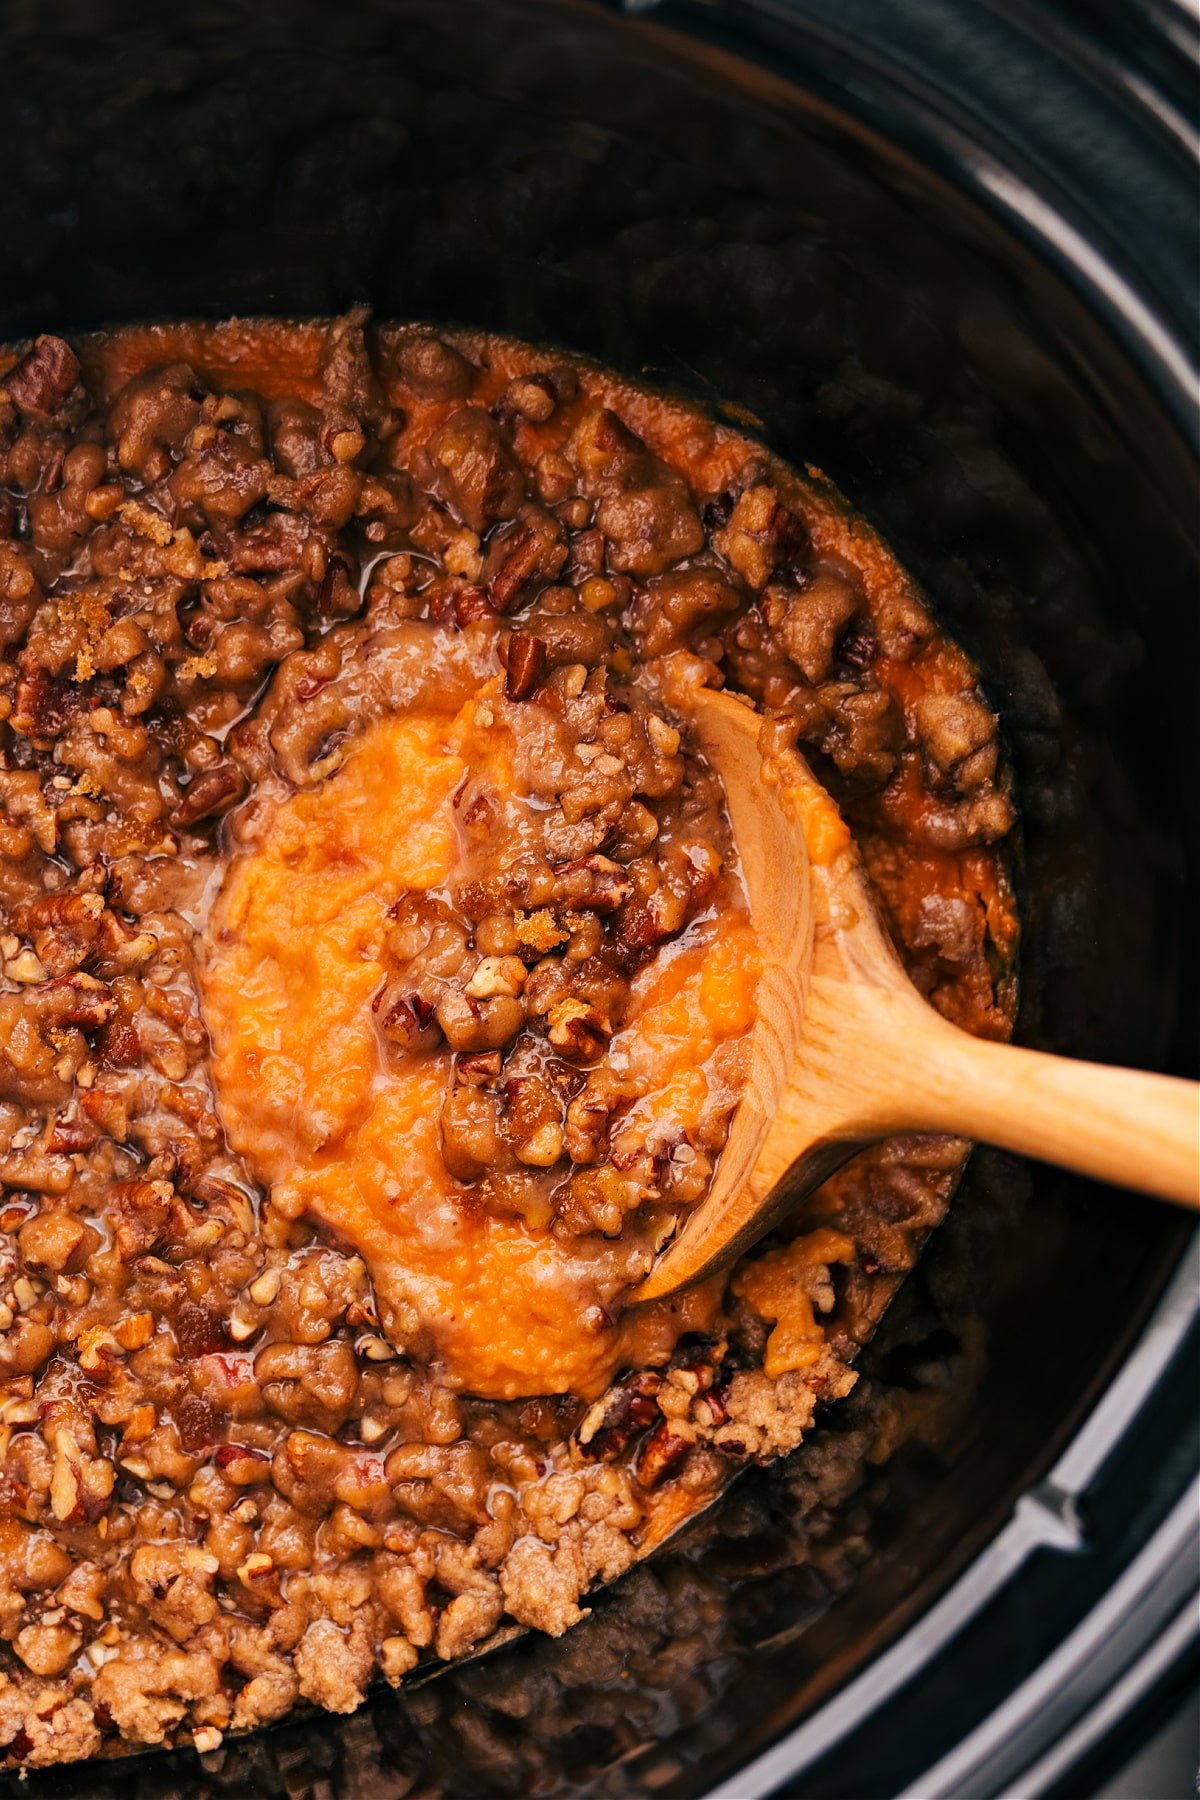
[2,1,1196,1794]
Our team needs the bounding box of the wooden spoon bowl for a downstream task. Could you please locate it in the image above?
[640,688,1200,1303]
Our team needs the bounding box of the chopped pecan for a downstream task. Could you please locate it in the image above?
[486,508,567,611]
[552,854,632,913]
[3,335,81,417]
[44,1113,101,1154]
[319,305,385,423]
[505,630,546,701]
[426,405,525,534]
[694,1385,730,1427]
[373,982,439,1051]
[10,667,83,741]
[775,571,862,684]
[17,1209,90,1272]
[713,483,808,590]
[455,1050,503,1087]
[79,1085,130,1141]
[596,485,705,577]
[213,1443,272,1482]
[634,1417,696,1488]
[435,989,525,1053]
[453,583,497,627]
[576,1370,663,1459]
[226,509,309,574]
[177,1393,218,1452]
[13,891,106,977]
[440,1084,502,1183]
[387,330,475,399]
[108,1178,175,1260]
[546,998,609,1062]
[170,761,247,828]
[564,1069,635,1164]
[314,552,360,618]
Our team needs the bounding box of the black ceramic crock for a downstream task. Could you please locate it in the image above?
[1,2,1196,1795]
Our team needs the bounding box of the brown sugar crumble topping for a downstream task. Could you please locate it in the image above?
[0,314,1017,1768]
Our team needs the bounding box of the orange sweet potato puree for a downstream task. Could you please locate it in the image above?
[201,701,760,1401]
[732,1228,856,1379]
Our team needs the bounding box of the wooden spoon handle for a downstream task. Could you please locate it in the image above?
[904,1018,1198,1206]
[642,684,1199,1310]
[832,986,1200,1207]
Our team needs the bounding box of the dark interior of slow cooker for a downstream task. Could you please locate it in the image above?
[2,2,1196,1795]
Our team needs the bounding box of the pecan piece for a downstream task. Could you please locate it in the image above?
[213,1442,271,1470]
[170,761,247,828]
[455,1050,503,1087]
[79,1085,130,1141]
[226,509,309,574]
[13,891,106,978]
[435,989,525,1053]
[836,619,877,672]
[2,335,81,417]
[546,998,609,1062]
[108,1178,176,1260]
[564,1068,635,1165]
[694,1386,730,1427]
[374,982,439,1051]
[505,630,547,701]
[635,1417,696,1488]
[576,1370,663,1459]
[314,552,360,618]
[485,506,567,611]
[426,405,525,534]
[713,483,808,590]
[454,583,497,627]
[552,854,632,913]
[440,1084,502,1183]
[45,1113,101,1154]
[41,972,118,1032]
[10,667,82,741]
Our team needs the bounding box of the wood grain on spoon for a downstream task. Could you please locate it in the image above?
[640,689,1200,1302]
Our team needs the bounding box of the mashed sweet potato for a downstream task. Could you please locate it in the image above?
[204,701,759,1399]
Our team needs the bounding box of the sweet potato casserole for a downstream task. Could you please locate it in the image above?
[0,314,1017,1767]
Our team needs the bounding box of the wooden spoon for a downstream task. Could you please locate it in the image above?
[639,688,1200,1302]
